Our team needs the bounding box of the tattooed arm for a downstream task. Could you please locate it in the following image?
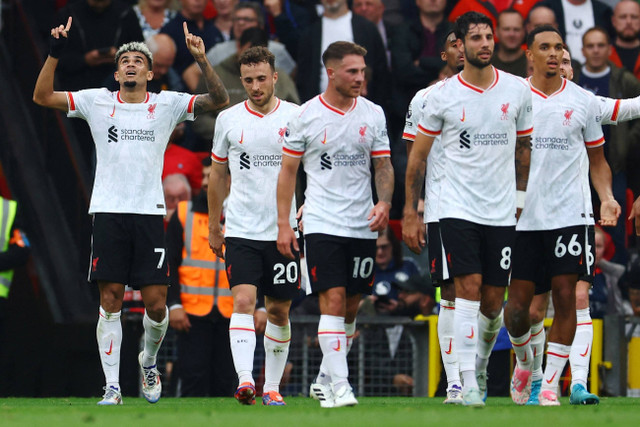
[369,157,394,232]
[403,132,433,253]
[183,22,229,115]
[515,135,531,192]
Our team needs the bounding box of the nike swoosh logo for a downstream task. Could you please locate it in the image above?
[522,353,528,362]
[460,107,465,122]
[105,340,113,355]
[154,335,164,345]
[483,333,496,343]
[444,338,453,355]
[466,327,474,339]
[321,129,327,144]
[533,348,537,357]
[109,105,115,117]
[239,130,244,144]
[332,338,341,352]
[580,344,590,357]
[546,371,557,384]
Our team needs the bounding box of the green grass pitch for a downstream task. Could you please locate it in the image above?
[2,397,639,427]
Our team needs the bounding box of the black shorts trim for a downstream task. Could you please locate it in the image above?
[427,222,452,287]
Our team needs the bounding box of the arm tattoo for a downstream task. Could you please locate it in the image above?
[373,157,394,205]
[515,135,531,192]
[407,157,426,210]
[193,58,229,116]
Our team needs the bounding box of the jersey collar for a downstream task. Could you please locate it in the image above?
[319,94,357,115]
[244,98,281,118]
[116,91,150,104]
[457,66,499,94]
[528,77,567,99]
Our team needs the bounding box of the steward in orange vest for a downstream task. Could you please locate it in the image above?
[166,190,236,396]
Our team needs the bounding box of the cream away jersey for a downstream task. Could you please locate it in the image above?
[212,99,298,240]
[403,83,444,224]
[67,89,196,215]
[517,78,604,231]
[418,68,533,226]
[597,95,640,125]
[283,95,391,239]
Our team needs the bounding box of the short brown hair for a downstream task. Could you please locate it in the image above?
[321,41,367,67]
[238,46,276,72]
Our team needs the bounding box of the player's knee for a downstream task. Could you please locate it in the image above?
[233,292,256,314]
[440,282,456,301]
[575,288,590,309]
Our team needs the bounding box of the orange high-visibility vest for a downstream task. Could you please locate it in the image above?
[177,201,232,318]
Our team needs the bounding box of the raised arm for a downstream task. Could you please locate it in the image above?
[368,157,394,232]
[33,17,73,112]
[207,161,230,259]
[587,146,621,227]
[183,22,229,115]
[403,131,433,253]
[276,154,301,259]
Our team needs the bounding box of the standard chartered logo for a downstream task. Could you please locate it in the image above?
[107,126,156,143]
[534,136,569,150]
[240,152,282,169]
[319,152,367,169]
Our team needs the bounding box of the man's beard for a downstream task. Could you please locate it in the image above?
[466,54,492,69]
[124,81,137,88]
[618,31,640,43]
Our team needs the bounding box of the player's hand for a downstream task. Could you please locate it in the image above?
[169,307,191,332]
[277,225,299,260]
[208,227,225,259]
[629,196,640,236]
[599,198,621,227]
[368,201,390,232]
[402,209,425,254]
[183,21,206,60]
[296,204,304,233]
[49,16,72,58]
[254,309,267,335]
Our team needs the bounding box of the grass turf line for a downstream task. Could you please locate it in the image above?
[1,397,640,427]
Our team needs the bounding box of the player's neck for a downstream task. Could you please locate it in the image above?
[118,86,149,103]
[248,95,278,115]
[461,64,495,89]
[530,73,563,96]
[322,89,356,112]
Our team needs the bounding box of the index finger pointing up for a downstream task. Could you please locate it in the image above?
[183,21,190,37]
[64,16,72,32]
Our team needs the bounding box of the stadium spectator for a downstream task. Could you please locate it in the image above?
[212,0,238,41]
[491,9,527,78]
[353,0,394,69]
[295,0,390,106]
[368,226,420,314]
[33,18,229,404]
[182,1,296,91]
[166,158,236,397]
[539,0,614,64]
[448,0,539,33]
[163,173,192,223]
[146,33,184,92]
[262,0,319,61]
[163,140,204,194]
[160,0,224,84]
[627,252,640,316]
[277,41,394,408]
[389,0,451,121]
[133,0,177,41]
[525,4,558,35]
[590,226,631,318]
[580,26,640,265]
[609,0,640,80]
[191,27,300,142]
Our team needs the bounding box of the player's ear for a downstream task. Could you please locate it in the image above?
[114,71,120,83]
[273,70,278,84]
[147,70,154,82]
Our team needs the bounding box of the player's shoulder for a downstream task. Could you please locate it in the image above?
[76,87,112,100]
[355,96,385,117]
[294,96,321,121]
[497,69,530,91]
[564,79,598,101]
[154,90,194,103]
[278,99,301,114]
[216,100,246,122]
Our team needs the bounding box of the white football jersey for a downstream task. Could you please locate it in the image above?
[283,95,391,239]
[597,95,640,125]
[212,99,298,240]
[67,89,196,215]
[418,68,533,226]
[403,83,444,224]
[517,78,604,231]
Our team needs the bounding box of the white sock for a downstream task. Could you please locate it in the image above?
[570,308,593,388]
[476,309,502,374]
[96,306,122,389]
[438,300,460,388]
[142,307,168,367]
[230,313,256,385]
[263,320,291,393]
[541,342,570,392]
[345,320,356,354]
[530,321,545,382]
[509,331,533,370]
[454,298,480,391]
[318,314,348,389]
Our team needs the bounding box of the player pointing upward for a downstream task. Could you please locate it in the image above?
[33,18,228,405]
